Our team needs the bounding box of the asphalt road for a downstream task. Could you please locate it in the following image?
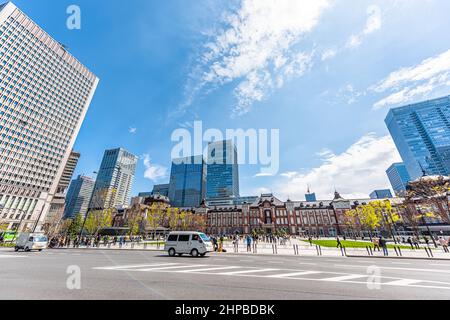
[1,248,450,300]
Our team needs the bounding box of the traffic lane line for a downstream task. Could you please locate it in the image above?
[334,264,450,274]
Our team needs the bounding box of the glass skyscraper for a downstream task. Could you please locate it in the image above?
[64,175,95,219]
[386,162,411,196]
[0,2,98,232]
[385,95,450,180]
[168,155,205,208]
[90,148,138,209]
[206,140,240,199]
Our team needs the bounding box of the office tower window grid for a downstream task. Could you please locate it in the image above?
[0,3,98,230]
[90,148,138,210]
[386,96,450,180]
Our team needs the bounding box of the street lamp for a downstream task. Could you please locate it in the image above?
[417,208,438,248]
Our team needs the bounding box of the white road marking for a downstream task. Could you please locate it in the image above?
[178,266,240,273]
[219,268,279,275]
[267,271,321,278]
[322,274,367,282]
[391,262,410,265]
[94,263,177,270]
[298,262,317,266]
[138,264,207,271]
[95,263,450,290]
[384,279,421,286]
[0,255,27,258]
[335,264,450,274]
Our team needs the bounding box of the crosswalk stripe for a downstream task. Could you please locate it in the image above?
[385,279,421,286]
[219,268,278,275]
[322,274,367,282]
[267,271,321,278]
[177,266,240,273]
[95,263,177,270]
[138,264,207,271]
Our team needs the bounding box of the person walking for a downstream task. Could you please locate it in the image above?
[380,236,388,256]
[439,237,449,253]
[407,237,414,250]
[336,237,342,248]
[246,235,252,252]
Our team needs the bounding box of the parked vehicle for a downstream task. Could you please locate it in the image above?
[14,233,48,252]
[164,231,213,257]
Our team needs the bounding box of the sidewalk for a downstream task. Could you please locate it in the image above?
[36,239,450,260]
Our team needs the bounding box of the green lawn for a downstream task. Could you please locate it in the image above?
[303,240,411,250]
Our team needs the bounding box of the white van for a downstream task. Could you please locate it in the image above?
[164,231,213,257]
[14,233,48,252]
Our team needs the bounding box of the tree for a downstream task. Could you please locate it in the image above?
[125,204,144,236]
[67,213,84,237]
[406,176,450,224]
[343,209,360,238]
[356,204,381,242]
[84,209,113,236]
[146,204,165,239]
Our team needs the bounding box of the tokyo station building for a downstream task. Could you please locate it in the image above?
[192,192,405,236]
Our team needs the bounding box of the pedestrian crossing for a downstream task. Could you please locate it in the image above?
[93,262,450,290]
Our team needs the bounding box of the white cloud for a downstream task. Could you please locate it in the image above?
[321,48,337,61]
[129,127,137,134]
[188,0,331,116]
[142,154,168,182]
[372,49,450,109]
[274,134,402,200]
[346,5,382,48]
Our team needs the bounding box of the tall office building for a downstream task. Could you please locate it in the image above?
[90,148,138,210]
[151,183,169,197]
[168,156,205,208]
[63,175,95,219]
[0,2,99,232]
[206,140,240,199]
[305,187,317,202]
[385,96,450,180]
[369,189,393,199]
[386,162,411,196]
[46,151,80,221]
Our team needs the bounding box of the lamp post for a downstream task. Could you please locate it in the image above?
[78,172,98,240]
[418,208,438,248]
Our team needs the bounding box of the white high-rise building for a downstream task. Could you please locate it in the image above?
[0,2,99,232]
[90,148,138,210]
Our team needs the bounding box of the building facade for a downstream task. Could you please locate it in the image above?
[168,156,205,208]
[151,183,169,197]
[386,162,411,196]
[63,175,95,219]
[370,189,393,199]
[0,2,98,231]
[46,151,80,222]
[206,140,240,199]
[385,95,450,180]
[90,148,138,210]
[196,194,341,237]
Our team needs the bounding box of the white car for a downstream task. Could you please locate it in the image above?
[164,231,213,257]
[14,233,48,252]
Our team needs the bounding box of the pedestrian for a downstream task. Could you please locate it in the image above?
[380,236,388,256]
[439,237,449,253]
[373,237,380,251]
[407,237,413,250]
[246,235,252,252]
[424,236,430,247]
[336,237,342,248]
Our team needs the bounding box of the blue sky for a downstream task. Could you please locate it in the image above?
[14,0,450,200]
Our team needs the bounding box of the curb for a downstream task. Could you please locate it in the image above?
[346,255,450,261]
